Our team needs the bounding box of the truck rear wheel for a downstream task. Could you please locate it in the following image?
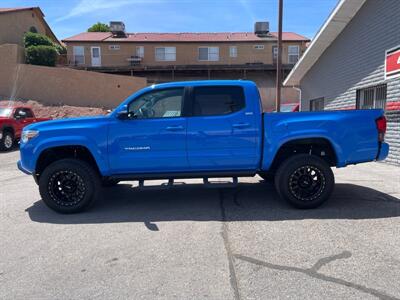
[0,131,14,151]
[274,154,334,209]
[39,159,101,213]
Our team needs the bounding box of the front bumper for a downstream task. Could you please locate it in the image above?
[17,160,32,175]
[376,142,389,161]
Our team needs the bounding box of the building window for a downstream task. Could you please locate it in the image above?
[356,84,387,109]
[229,46,237,58]
[254,45,264,50]
[288,45,300,64]
[272,46,278,62]
[72,46,85,65]
[109,45,120,50]
[136,46,144,58]
[29,26,37,33]
[198,47,219,61]
[155,47,176,61]
[310,97,324,111]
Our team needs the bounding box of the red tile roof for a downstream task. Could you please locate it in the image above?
[63,32,309,43]
[64,32,112,42]
[0,7,42,15]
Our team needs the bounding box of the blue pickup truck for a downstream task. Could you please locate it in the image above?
[18,80,389,213]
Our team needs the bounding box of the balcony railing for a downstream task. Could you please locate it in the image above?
[59,53,297,72]
[126,55,143,66]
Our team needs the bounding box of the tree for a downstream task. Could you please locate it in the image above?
[87,22,110,32]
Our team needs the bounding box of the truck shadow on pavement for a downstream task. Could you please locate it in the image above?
[26,182,400,225]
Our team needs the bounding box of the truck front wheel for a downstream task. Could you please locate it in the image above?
[274,154,334,209]
[39,159,101,213]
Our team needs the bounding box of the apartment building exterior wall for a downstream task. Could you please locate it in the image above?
[0,8,58,46]
[63,31,309,112]
[65,40,307,68]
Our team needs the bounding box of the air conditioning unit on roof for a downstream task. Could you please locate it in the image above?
[110,21,126,38]
[254,22,270,36]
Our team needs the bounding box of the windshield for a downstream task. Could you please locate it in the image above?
[0,108,12,117]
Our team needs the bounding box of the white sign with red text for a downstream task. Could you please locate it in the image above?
[385,45,400,80]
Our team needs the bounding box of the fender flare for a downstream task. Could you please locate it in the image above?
[32,136,109,175]
[263,132,345,170]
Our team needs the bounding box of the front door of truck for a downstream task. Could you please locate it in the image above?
[108,88,189,174]
[13,108,31,137]
[186,85,259,171]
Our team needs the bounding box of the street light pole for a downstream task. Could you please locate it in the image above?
[276,0,283,112]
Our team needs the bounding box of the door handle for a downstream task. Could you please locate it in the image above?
[232,123,250,129]
[166,125,184,131]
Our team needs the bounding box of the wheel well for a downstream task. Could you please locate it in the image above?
[35,146,100,179]
[270,138,337,172]
[2,126,14,136]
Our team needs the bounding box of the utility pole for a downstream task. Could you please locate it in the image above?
[276,0,283,112]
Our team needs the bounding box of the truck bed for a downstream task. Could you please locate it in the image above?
[262,109,386,170]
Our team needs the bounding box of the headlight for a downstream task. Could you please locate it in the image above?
[21,130,39,143]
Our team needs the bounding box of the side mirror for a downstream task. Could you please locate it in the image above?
[117,110,130,120]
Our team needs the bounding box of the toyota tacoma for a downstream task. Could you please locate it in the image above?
[17,81,389,213]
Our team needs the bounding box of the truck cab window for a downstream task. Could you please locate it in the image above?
[14,109,26,119]
[193,86,245,116]
[128,88,184,119]
[22,108,34,118]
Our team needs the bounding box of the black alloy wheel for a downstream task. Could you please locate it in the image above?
[275,154,334,209]
[39,159,101,213]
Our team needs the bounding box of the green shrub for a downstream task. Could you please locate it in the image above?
[25,45,57,66]
[54,43,67,55]
[24,32,54,48]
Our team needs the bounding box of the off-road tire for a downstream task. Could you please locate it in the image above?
[274,154,334,209]
[39,159,101,213]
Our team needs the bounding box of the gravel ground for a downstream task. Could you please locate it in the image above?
[0,100,108,119]
[0,150,399,299]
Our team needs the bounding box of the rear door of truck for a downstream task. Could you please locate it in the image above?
[186,84,261,171]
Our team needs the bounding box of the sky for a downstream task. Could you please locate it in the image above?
[3,0,338,40]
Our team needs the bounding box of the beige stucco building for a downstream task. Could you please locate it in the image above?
[0,7,59,46]
[63,31,309,110]
[63,32,309,70]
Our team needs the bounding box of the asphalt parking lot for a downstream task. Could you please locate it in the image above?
[1,150,400,299]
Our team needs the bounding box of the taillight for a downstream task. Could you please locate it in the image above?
[376,116,387,142]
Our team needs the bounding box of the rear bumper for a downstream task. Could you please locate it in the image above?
[376,142,389,161]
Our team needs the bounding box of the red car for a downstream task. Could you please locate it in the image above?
[0,105,51,151]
